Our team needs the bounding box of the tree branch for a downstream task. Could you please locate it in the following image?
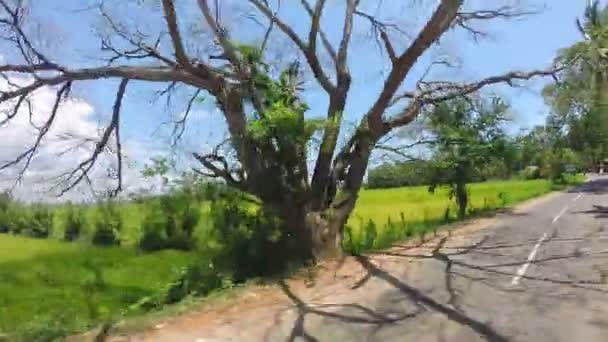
[1,82,72,188]
[454,5,541,41]
[354,9,398,64]
[197,0,241,69]
[171,88,202,145]
[387,66,564,130]
[249,0,335,94]
[0,0,60,69]
[336,0,358,76]
[193,151,246,191]
[0,65,221,104]
[58,78,129,196]
[300,0,337,64]
[366,0,462,136]
[98,4,177,67]
[161,0,191,67]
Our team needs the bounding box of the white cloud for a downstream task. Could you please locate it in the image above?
[0,73,145,202]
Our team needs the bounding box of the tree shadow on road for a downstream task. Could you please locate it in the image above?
[569,178,608,194]
[354,254,509,342]
[273,279,423,342]
[574,205,608,219]
[267,229,607,342]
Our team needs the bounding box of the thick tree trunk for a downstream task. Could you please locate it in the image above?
[455,182,468,218]
[276,202,345,263]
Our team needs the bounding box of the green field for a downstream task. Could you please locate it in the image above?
[351,179,554,227]
[0,235,194,339]
[0,179,569,338]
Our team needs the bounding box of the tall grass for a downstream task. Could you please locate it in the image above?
[344,179,556,254]
[0,178,580,338]
[0,235,194,339]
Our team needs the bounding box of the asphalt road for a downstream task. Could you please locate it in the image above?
[121,176,608,342]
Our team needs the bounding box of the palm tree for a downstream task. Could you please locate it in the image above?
[546,1,608,171]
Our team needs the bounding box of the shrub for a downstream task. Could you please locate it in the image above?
[63,206,83,242]
[138,191,199,252]
[13,313,74,342]
[92,201,121,246]
[343,218,377,255]
[519,166,540,180]
[164,260,228,305]
[0,191,11,233]
[138,210,166,252]
[22,205,52,239]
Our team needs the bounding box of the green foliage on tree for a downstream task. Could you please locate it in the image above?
[367,161,434,188]
[427,97,510,218]
[543,1,608,169]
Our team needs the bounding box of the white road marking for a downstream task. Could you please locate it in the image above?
[573,194,582,201]
[552,206,569,224]
[510,233,548,286]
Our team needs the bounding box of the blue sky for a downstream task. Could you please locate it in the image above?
[0,0,594,196]
[29,1,590,139]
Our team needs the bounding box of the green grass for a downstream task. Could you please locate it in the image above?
[0,178,583,338]
[351,179,554,228]
[0,234,194,339]
[344,179,558,253]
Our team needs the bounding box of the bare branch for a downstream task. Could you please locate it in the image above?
[197,0,241,68]
[422,67,564,104]
[193,150,246,190]
[171,88,202,145]
[337,0,358,76]
[387,66,564,130]
[354,9,400,64]
[307,0,325,55]
[0,65,222,104]
[98,5,177,67]
[366,0,462,136]
[0,0,60,69]
[110,97,124,197]
[454,5,541,41]
[249,0,336,94]
[0,82,72,187]
[161,0,191,67]
[58,78,129,196]
[300,0,337,64]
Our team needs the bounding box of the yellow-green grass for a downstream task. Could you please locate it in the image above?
[351,179,553,227]
[0,234,194,339]
[346,179,556,251]
[0,178,578,338]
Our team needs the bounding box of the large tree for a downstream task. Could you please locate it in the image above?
[0,0,561,262]
[543,0,608,169]
[427,97,510,218]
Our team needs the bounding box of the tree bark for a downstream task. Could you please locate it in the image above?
[275,202,344,263]
[455,182,468,218]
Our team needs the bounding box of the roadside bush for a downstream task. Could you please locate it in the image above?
[12,313,74,342]
[205,190,285,281]
[518,166,540,180]
[164,257,228,305]
[0,191,11,233]
[138,210,166,252]
[159,185,285,305]
[24,205,53,239]
[5,208,31,235]
[92,201,121,246]
[63,205,83,242]
[138,191,199,252]
[343,218,377,255]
